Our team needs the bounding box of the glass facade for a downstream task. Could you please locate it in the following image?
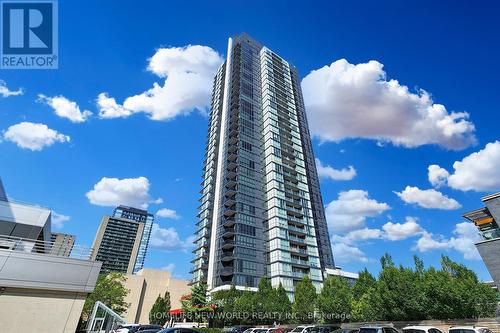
[192,34,335,297]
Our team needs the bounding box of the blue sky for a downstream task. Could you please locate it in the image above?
[1,0,499,281]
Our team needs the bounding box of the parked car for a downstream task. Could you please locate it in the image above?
[158,328,200,333]
[332,329,359,333]
[139,329,162,333]
[290,326,316,333]
[449,327,493,333]
[224,326,253,333]
[173,323,207,328]
[311,325,341,333]
[359,325,399,333]
[114,324,140,333]
[267,326,293,333]
[135,325,164,332]
[403,326,443,333]
[113,324,163,333]
[243,328,269,333]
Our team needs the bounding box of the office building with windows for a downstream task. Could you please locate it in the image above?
[192,34,335,297]
[465,192,500,289]
[50,232,76,257]
[91,205,154,274]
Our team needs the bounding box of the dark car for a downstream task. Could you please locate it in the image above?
[129,325,163,333]
[359,326,399,333]
[332,329,359,333]
[139,330,163,333]
[311,325,342,333]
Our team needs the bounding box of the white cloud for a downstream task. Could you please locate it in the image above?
[51,211,70,229]
[394,186,461,210]
[341,228,383,243]
[156,208,180,220]
[96,93,132,119]
[339,217,424,242]
[325,189,390,233]
[415,222,481,260]
[86,176,161,208]
[432,141,500,192]
[428,164,450,188]
[382,217,424,241]
[0,80,23,97]
[3,122,70,151]
[448,222,482,260]
[97,45,224,121]
[316,158,356,181]
[149,223,193,251]
[301,59,476,150]
[415,231,450,252]
[331,241,370,264]
[332,216,425,263]
[38,94,92,123]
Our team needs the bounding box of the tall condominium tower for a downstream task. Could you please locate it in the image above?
[192,34,334,296]
[91,205,154,274]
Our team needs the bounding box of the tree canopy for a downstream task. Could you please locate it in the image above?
[205,255,497,326]
[80,272,130,324]
[149,291,171,325]
[292,276,317,323]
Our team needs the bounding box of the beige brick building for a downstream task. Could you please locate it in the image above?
[123,269,190,324]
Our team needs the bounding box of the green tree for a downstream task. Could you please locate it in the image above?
[273,283,292,324]
[81,272,129,323]
[422,266,456,319]
[211,285,243,326]
[255,277,275,324]
[376,261,427,320]
[437,256,498,318]
[292,276,317,323]
[352,254,499,321]
[352,268,376,300]
[316,276,352,323]
[233,291,257,325]
[191,283,208,307]
[351,287,379,322]
[351,268,378,322]
[149,291,171,325]
[380,253,395,269]
[182,283,213,323]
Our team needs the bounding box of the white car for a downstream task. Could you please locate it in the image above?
[290,326,316,333]
[449,327,493,333]
[243,328,270,333]
[113,324,140,333]
[403,326,444,333]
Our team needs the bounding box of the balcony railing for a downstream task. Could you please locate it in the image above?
[0,234,94,260]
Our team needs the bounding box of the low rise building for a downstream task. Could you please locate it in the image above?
[324,267,359,286]
[0,178,101,333]
[464,192,500,289]
[122,268,190,324]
